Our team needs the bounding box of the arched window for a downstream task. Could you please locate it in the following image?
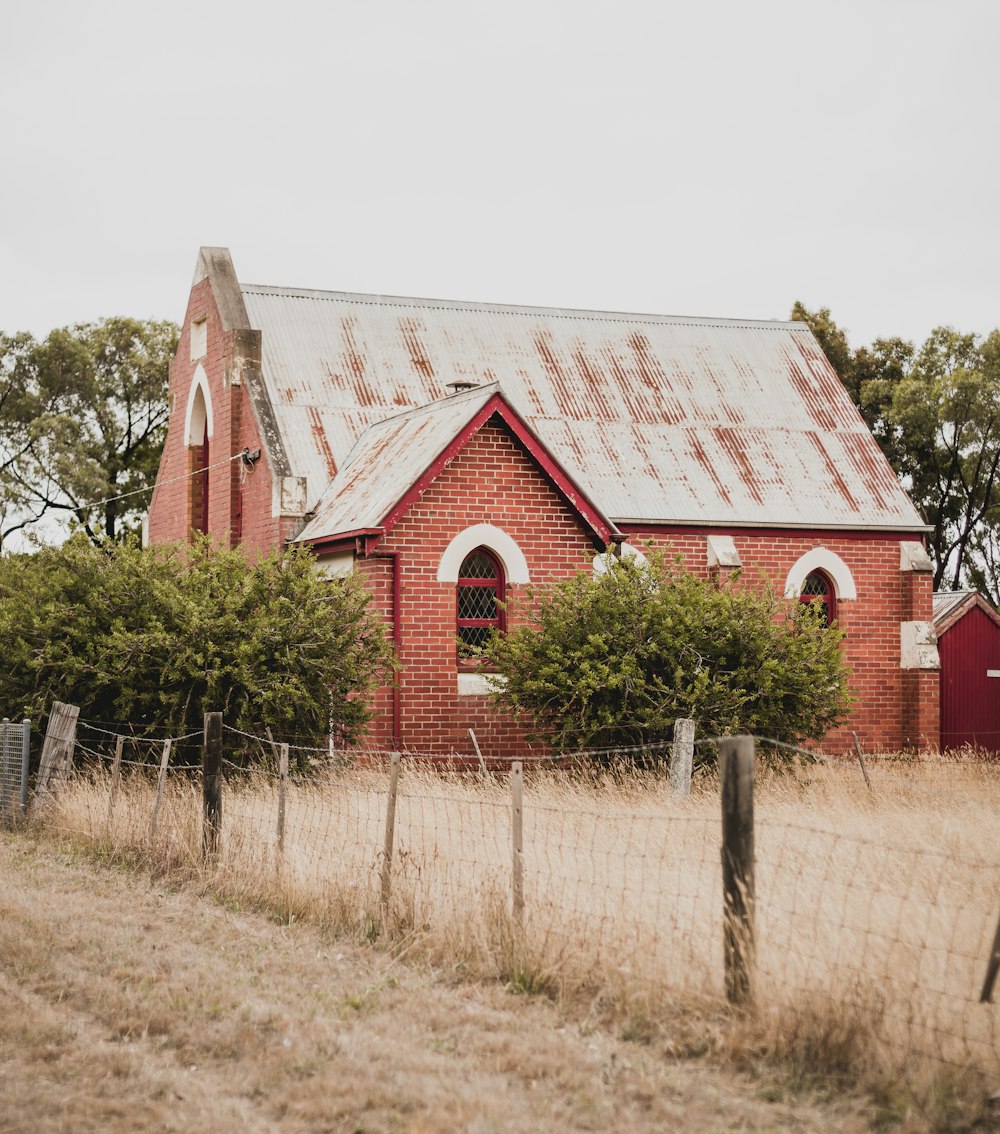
[800,569,836,627]
[457,547,505,664]
[188,384,210,537]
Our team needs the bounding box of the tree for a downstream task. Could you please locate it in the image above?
[488,551,851,756]
[0,538,393,745]
[0,318,177,548]
[888,328,1000,591]
[791,303,1000,597]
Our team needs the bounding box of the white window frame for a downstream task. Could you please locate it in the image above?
[437,523,530,584]
[784,547,857,601]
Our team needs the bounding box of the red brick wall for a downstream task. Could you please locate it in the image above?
[356,420,597,758]
[621,528,938,753]
[147,281,299,555]
[149,287,938,756]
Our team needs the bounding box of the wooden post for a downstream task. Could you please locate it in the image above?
[720,735,755,1006]
[107,735,125,825]
[203,712,223,860]
[379,751,401,918]
[511,760,524,924]
[852,732,874,794]
[277,742,289,854]
[35,701,80,798]
[148,739,172,841]
[468,728,488,779]
[980,910,1000,1003]
[669,718,695,796]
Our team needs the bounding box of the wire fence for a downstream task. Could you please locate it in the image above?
[0,718,30,824]
[36,718,1000,1080]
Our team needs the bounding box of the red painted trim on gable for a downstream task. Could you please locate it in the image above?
[620,523,927,543]
[935,592,1000,637]
[300,527,383,556]
[377,393,619,548]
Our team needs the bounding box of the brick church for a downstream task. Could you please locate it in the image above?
[147,247,939,757]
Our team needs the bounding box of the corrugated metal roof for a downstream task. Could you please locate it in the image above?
[933,590,976,626]
[933,590,1000,634]
[240,283,926,533]
[296,385,497,541]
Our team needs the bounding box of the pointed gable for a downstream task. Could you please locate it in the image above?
[295,384,619,550]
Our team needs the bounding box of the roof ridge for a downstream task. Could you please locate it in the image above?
[240,282,802,330]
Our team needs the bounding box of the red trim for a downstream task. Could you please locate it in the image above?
[456,546,506,663]
[621,524,926,543]
[935,592,1000,637]
[378,394,619,548]
[800,569,837,626]
[301,528,383,556]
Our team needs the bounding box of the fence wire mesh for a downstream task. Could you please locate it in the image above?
[43,724,1000,1078]
[1,718,29,823]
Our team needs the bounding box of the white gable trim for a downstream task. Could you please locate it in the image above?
[784,548,857,601]
[184,365,214,445]
[437,524,530,584]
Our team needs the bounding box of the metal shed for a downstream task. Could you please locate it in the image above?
[933,590,1000,752]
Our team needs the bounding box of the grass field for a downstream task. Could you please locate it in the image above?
[14,748,1000,1131]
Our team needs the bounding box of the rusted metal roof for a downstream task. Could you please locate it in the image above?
[933,590,1000,634]
[296,384,621,546]
[297,385,498,541]
[239,283,927,535]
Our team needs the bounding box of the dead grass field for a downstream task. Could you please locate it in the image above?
[0,830,896,1134]
[12,749,1000,1131]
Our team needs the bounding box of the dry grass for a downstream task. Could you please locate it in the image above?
[33,749,1000,1128]
[3,829,911,1134]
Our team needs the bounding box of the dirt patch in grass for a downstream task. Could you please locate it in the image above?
[0,830,985,1133]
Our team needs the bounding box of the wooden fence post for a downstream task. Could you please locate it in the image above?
[511,760,524,924]
[148,739,172,841]
[277,742,289,854]
[380,751,401,919]
[852,732,874,794]
[107,735,124,825]
[35,702,80,799]
[720,735,755,1006]
[669,718,695,796]
[203,712,223,861]
[980,910,1000,1003]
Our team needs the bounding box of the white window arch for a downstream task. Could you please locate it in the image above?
[184,365,214,446]
[437,523,530,584]
[784,547,857,601]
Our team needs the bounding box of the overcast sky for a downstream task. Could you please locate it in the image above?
[2,0,998,350]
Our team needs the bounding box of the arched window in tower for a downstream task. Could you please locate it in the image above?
[456,547,505,664]
[188,384,210,537]
[800,569,836,627]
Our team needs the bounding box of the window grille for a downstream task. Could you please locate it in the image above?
[800,569,835,627]
[457,548,504,660]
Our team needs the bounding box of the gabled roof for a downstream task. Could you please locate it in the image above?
[199,249,927,532]
[295,383,619,549]
[933,590,1000,635]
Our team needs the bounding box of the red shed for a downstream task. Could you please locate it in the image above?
[933,590,1000,752]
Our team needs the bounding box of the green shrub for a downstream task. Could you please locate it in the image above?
[489,550,852,756]
[0,536,392,742]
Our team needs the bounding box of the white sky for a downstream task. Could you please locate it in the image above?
[2,0,998,350]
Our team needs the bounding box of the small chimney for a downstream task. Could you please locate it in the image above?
[446,379,479,395]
